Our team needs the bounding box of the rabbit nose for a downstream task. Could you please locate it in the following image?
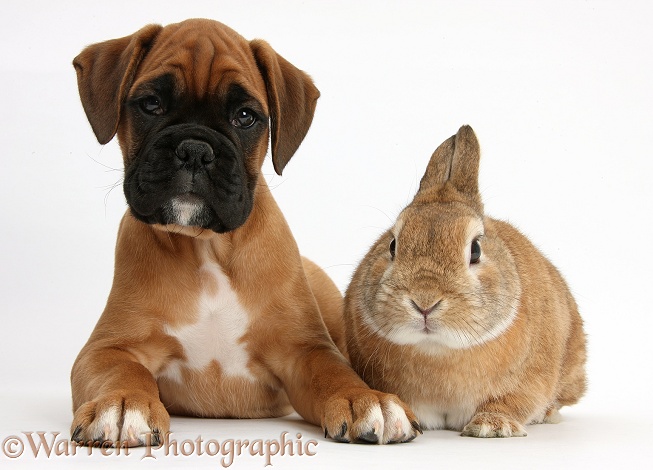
[410,299,441,318]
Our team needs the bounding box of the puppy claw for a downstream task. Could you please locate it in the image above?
[70,425,83,443]
[372,420,382,435]
[403,432,418,443]
[411,420,423,434]
[103,424,112,441]
[358,430,379,444]
[150,429,162,447]
[124,426,145,447]
[324,420,350,442]
[333,422,349,442]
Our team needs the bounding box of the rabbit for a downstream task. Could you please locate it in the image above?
[344,125,587,437]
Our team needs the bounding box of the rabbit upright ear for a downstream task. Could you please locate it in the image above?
[449,125,481,199]
[419,125,481,201]
[418,134,455,193]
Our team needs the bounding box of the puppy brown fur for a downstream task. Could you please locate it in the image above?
[71,19,419,446]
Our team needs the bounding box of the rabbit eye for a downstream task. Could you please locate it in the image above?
[389,238,396,260]
[470,239,481,264]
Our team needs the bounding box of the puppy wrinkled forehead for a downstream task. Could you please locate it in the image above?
[137,22,267,105]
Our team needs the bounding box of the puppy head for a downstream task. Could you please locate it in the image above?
[74,19,319,233]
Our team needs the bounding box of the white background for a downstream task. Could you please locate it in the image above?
[1,0,652,468]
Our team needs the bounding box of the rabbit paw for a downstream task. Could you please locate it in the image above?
[461,411,527,438]
[71,391,169,447]
[322,389,422,444]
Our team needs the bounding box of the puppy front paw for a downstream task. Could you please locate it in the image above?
[322,389,421,444]
[71,391,169,447]
[461,411,527,438]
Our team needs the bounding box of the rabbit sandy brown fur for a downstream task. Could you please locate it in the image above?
[344,125,586,437]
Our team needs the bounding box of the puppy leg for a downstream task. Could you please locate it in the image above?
[287,262,420,443]
[71,349,169,447]
[301,257,348,357]
[276,340,421,444]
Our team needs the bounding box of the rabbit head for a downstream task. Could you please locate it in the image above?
[358,125,521,353]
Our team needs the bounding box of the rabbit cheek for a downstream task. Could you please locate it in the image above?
[361,263,407,340]
[369,302,417,345]
[436,305,518,350]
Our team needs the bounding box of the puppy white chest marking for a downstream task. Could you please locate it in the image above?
[160,246,254,382]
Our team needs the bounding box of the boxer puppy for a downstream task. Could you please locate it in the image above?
[70,19,420,446]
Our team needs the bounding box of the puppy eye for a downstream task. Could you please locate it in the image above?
[232,109,257,129]
[140,96,164,115]
[470,239,481,264]
[389,238,396,260]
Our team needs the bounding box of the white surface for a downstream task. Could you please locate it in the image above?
[0,391,648,469]
[1,0,652,468]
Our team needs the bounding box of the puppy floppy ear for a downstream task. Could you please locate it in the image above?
[73,24,163,144]
[250,40,320,175]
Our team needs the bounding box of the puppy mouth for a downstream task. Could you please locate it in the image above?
[124,124,256,234]
[129,187,251,233]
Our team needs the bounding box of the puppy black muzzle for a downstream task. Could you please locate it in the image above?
[124,124,254,233]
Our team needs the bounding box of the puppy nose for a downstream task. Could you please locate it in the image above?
[175,139,215,164]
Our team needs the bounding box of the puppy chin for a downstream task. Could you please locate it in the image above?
[152,223,215,239]
[150,195,213,238]
[130,192,251,235]
[163,194,212,227]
